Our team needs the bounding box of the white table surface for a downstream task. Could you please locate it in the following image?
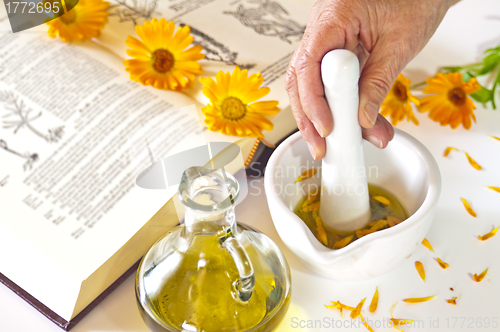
[2,0,500,331]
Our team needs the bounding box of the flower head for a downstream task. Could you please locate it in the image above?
[123,19,204,90]
[200,67,279,138]
[380,74,420,125]
[419,72,481,129]
[46,0,109,42]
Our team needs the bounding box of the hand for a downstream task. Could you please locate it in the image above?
[286,0,456,159]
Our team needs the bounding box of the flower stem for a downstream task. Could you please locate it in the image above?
[409,81,427,90]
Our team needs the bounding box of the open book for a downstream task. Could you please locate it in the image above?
[0,0,306,329]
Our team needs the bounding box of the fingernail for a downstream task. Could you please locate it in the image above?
[306,142,317,159]
[312,121,324,137]
[366,135,383,149]
[364,102,378,126]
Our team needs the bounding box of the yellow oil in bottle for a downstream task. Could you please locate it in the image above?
[138,224,291,332]
[295,184,407,249]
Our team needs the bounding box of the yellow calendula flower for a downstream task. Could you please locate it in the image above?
[124,19,204,90]
[46,0,109,43]
[419,72,481,129]
[380,74,420,125]
[200,66,279,138]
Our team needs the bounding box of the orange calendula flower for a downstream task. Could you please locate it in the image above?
[380,74,420,125]
[461,198,476,217]
[403,295,435,303]
[295,168,317,183]
[333,235,354,249]
[464,152,482,170]
[415,261,425,281]
[478,226,499,241]
[350,298,366,319]
[200,67,279,138]
[419,72,481,129]
[369,287,379,313]
[124,19,204,90]
[487,186,500,193]
[473,268,488,282]
[46,0,109,42]
[421,238,434,252]
[446,297,457,305]
[437,257,449,269]
[444,146,459,157]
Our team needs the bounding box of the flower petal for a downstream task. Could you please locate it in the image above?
[421,238,434,252]
[461,197,477,217]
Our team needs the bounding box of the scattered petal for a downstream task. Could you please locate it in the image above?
[444,146,459,157]
[301,201,320,212]
[350,297,366,319]
[389,302,398,317]
[301,192,319,208]
[403,295,435,303]
[464,152,482,170]
[490,135,500,141]
[473,268,488,282]
[421,238,434,252]
[369,287,379,313]
[446,297,457,305]
[373,196,391,205]
[390,318,415,327]
[437,258,449,269]
[461,198,477,217]
[314,214,328,246]
[387,216,402,227]
[369,219,388,231]
[295,168,317,183]
[333,235,354,249]
[415,261,425,281]
[359,314,375,332]
[486,186,500,193]
[355,228,375,238]
[478,226,499,241]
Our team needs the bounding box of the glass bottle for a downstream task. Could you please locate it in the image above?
[136,166,292,332]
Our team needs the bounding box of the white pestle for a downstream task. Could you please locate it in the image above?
[319,50,371,232]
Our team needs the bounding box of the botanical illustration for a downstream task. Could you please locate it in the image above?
[0,139,38,171]
[0,91,65,143]
[109,0,161,26]
[180,23,256,70]
[224,0,305,43]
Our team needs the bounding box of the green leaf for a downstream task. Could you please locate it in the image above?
[470,87,492,103]
[477,53,500,76]
[462,71,474,82]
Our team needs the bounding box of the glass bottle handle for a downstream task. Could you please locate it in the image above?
[222,235,255,302]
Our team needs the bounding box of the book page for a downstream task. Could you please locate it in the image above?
[97,0,312,121]
[0,21,207,279]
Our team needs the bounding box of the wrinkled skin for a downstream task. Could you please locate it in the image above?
[285,0,457,159]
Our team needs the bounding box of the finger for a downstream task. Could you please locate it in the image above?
[285,52,326,160]
[358,39,408,129]
[361,114,394,149]
[295,9,362,138]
